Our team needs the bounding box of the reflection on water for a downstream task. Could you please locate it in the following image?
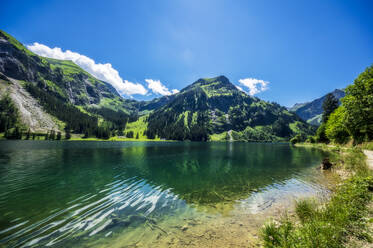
[0,141,329,247]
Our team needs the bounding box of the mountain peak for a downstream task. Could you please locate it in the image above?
[290,88,345,125]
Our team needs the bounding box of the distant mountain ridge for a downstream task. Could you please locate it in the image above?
[0,30,315,141]
[289,89,345,125]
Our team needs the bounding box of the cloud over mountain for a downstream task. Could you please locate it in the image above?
[27,42,147,96]
[238,78,269,95]
[145,79,179,95]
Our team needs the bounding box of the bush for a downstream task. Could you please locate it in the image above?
[325,106,350,144]
[315,123,329,143]
[261,148,373,248]
[126,131,134,138]
[342,65,373,143]
[290,134,302,145]
[306,136,316,143]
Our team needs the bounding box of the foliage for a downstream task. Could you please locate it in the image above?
[0,94,21,133]
[290,134,302,145]
[85,107,134,130]
[126,131,134,138]
[361,142,373,151]
[325,106,349,144]
[315,123,328,143]
[146,77,314,141]
[261,147,373,248]
[322,93,339,123]
[65,126,71,140]
[305,136,316,143]
[25,82,98,134]
[342,65,373,143]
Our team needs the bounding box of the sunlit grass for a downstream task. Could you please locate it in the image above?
[261,146,373,248]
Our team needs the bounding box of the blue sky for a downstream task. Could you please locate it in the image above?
[1,0,372,106]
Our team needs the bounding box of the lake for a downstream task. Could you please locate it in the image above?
[0,141,331,247]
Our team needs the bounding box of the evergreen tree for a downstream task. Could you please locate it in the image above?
[83,130,89,138]
[8,126,22,140]
[25,129,30,140]
[65,129,71,140]
[126,131,134,138]
[0,94,20,132]
[322,93,339,123]
[49,130,56,140]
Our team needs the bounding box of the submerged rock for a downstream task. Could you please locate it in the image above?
[321,158,333,170]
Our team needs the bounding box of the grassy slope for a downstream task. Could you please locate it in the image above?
[68,116,168,141]
[261,144,373,248]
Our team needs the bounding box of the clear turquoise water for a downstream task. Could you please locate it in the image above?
[0,141,329,247]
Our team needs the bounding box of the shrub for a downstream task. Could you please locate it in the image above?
[306,136,316,143]
[325,106,349,144]
[315,123,329,143]
[261,148,373,248]
[342,65,373,143]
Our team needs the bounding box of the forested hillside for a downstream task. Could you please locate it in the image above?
[145,76,315,141]
[0,30,316,141]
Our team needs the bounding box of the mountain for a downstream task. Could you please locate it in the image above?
[0,30,137,111]
[0,30,140,134]
[289,89,345,125]
[0,30,315,141]
[145,76,315,141]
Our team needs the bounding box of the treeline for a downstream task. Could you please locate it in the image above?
[145,111,209,141]
[323,64,373,144]
[25,82,98,134]
[24,82,138,139]
[4,128,68,140]
[85,107,136,130]
[293,64,373,145]
[0,94,21,134]
[145,89,209,141]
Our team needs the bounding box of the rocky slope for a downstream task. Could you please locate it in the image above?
[0,74,60,132]
[0,30,137,114]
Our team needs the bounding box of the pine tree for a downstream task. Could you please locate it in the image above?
[26,129,30,140]
[65,129,71,140]
[322,93,339,123]
[49,130,56,140]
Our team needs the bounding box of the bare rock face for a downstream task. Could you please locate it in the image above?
[0,77,60,132]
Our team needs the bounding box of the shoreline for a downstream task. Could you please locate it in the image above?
[261,142,373,247]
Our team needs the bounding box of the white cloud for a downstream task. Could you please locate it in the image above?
[238,78,269,95]
[235,85,246,93]
[145,79,179,96]
[171,89,180,94]
[27,42,147,96]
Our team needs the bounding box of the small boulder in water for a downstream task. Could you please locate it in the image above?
[321,158,333,170]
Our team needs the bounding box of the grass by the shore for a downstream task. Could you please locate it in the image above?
[261,144,373,248]
[362,142,373,151]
